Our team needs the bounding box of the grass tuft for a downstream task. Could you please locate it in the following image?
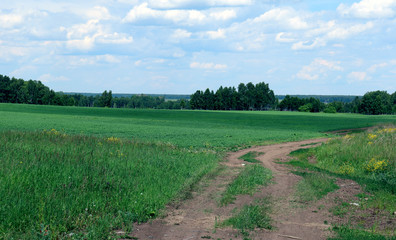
[293,171,339,202]
[238,151,263,163]
[329,225,396,240]
[221,198,273,236]
[220,165,272,206]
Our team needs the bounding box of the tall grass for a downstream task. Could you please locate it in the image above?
[315,126,396,193]
[0,130,218,239]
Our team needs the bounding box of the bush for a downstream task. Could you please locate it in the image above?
[324,106,337,113]
[298,103,313,112]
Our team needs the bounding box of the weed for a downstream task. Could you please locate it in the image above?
[328,225,396,240]
[221,198,273,236]
[238,151,263,163]
[220,165,272,206]
[293,171,339,203]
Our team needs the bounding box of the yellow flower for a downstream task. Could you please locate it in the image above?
[107,136,121,143]
[368,141,373,145]
[377,128,396,134]
[365,158,388,172]
[343,134,354,140]
[367,133,377,140]
[338,165,355,175]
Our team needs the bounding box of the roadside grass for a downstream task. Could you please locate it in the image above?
[329,226,396,240]
[0,130,218,239]
[220,164,272,206]
[221,198,273,237]
[285,125,396,239]
[315,126,396,215]
[293,171,339,203]
[238,151,263,163]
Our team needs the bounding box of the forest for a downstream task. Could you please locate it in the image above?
[1,74,395,115]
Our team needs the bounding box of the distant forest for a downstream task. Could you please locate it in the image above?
[0,75,187,109]
[1,74,395,115]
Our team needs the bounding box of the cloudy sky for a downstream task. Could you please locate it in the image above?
[1,0,395,95]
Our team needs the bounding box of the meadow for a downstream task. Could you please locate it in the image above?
[287,126,396,239]
[1,103,396,150]
[1,103,396,239]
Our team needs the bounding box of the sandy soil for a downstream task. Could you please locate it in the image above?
[127,138,371,240]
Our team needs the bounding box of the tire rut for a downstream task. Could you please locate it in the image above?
[128,138,342,240]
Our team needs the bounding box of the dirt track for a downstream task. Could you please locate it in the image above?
[129,138,362,240]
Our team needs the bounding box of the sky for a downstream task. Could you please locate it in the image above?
[0,0,395,95]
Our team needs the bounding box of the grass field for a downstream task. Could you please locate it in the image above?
[0,131,218,239]
[1,103,396,239]
[1,103,396,150]
[287,126,396,238]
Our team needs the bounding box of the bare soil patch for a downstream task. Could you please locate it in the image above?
[127,138,386,240]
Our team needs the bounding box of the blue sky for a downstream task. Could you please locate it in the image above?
[1,0,395,95]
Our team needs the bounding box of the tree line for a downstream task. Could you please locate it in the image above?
[1,74,395,114]
[278,91,396,115]
[0,75,187,109]
[190,82,276,110]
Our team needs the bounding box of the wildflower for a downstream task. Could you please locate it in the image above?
[338,165,355,175]
[368,142,373,145]
[365,158,388,172]
[343,134,353,140]
[377,128,396,134]
[367,133,377,140]
[107,136,121,143]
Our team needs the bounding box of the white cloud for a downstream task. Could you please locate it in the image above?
[209,9,236,21]
[292,38,326,50]
[190,61,228,70]
[0,12,24,28]
[86,6,112,21]
[347,71,371,82]
[66,37,96,51]
[296,58,343,80]
[62,20,133,51]
[123,3,236,25]
[253,8,309,30]
[171,29,192,40]
[326,21,374,40]
[206,28,226,39]
[275,32,296,43]
[147,0,252,9]
[97,55,121,64]
[338,0,396,18]
[289,20,374,50]
[39,73,69,83]
[367,59,396,72]
[0,9,47,29]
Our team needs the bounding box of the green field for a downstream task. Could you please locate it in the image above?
[1,103,395,150]
[1,103,396,239]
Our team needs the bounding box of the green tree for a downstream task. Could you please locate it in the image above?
[97,90,113,108]
[359,91,392,115]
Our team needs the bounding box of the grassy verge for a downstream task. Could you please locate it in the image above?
[285,125,396,238]
[238,151,263,163]
[221,198,273,237]
[220,165,272,206]
[0,130,218,239]
[293,171,339,203]
[329,226,396,240]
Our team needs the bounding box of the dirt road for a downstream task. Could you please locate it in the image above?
[129,138,361,240]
